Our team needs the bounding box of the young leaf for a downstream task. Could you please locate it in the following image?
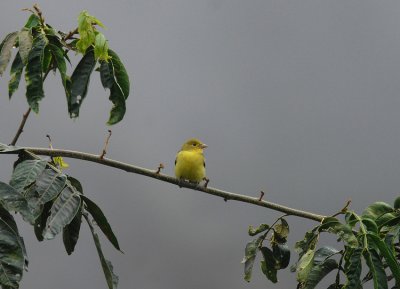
[82,195,121,251]
[86,216,119,289]
[363,249,388,289]
[18,29,33,64]
[242,235,263,282]
[8,52,24,98]
[319,217,358,248]
[10,159,47,193]
[0,31,19,76]
[272,218,289,243]
[24,14,40,29]
[343,248,362,289]
[260,247,278,283]
[25,33,48,113]
[76,11,105,53]
[94,32,110,61]
[63,200,82,255]
[69,49,96,118]
[43,185,81,239]
[248,223,269,236]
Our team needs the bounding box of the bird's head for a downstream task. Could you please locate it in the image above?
[181,138,208,152]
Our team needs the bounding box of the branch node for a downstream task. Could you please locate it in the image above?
[258,190,265,202]
[99,130,112,160]
[155,163,164,174]
[331,199,352,218]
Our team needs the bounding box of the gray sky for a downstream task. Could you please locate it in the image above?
[1,1,399,288]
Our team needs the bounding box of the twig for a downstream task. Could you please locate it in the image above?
[155,163,164,174]
[99,130,112,160]
[4,146,326,222]
[259,191,265,201]
[9,108,32,146]
[63,27,79,41]
[331,199,352,218]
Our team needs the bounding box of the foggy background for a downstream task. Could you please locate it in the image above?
[1,1,400,288]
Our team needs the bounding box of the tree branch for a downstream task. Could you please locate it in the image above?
[6,146,326,222]
[9,108,32,146]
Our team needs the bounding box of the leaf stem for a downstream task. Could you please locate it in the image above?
[4,146,326,222]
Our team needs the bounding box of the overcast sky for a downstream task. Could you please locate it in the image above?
[1,1,399,288]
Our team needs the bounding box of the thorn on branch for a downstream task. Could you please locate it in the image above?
[331,199,352,218]
[46,134,53,149]
[258,190,265,202]
[155,163,164,174]
[99,130,112,160]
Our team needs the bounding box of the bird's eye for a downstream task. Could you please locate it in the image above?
[192,143,196,146]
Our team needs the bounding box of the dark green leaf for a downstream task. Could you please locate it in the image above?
[272,243,290,269]
[243,235,263,282]
[0,181,28,214]
[82,195,120,251]
[99,60,113,89]
[345,211,359,228]
[8,52,24,98]
[24,14,40,29]
[313,246,340,265]
[69,49,96,118]
[63,200,82,255]
[361,217,379,234]
[319,217,358,248]
[25,33,48,113]
[362,202,394,221]
[303,259,338,289]
[86,216,119,289]
[363,249,388,289]
[248,223,269,236]
[260,247,278,283]
[49,44,69,98]
[367,233,400,286]
[0,206,25,288]
[43,185,81,239]
[66,176,83,194]
[18,29,33,64]
[10,159,47,193]
[104,49,130,125]
[394,196,400,209]
[41,45,52,72]
[343,248,362,289]
[35,168,66,204]
[34,201,52,242]
[0,32,19,76]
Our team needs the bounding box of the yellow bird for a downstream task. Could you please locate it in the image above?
[175,138,207,183]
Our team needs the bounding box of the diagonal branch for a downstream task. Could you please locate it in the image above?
[9,108,32,146]
[5,146,326,222]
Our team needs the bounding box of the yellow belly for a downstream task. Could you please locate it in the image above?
[175,150,206,182]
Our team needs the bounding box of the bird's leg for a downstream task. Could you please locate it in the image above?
[203,177,210,188]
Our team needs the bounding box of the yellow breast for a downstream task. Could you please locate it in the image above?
[174,150,206,182]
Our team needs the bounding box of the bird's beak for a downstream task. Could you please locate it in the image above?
[200,143,208,149]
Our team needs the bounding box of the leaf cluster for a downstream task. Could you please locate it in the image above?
[0,8,130,125]
[0,143,121,289]
[243,199,400,289]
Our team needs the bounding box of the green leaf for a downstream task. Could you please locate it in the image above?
[69,49,96,118]
[43,185,81,239]
[272,243,290,269]
[248,223,269,236]
[101,49,130,125]
[343,248,362,289]
[86,216,119,289]
[363,248,388,289]
[319,217,358,248]
[295,227,319,258]
[0,32,19,76]
[35,168,67,204]
[94,33,110,61]
[362,202,394,221]
[10,159,47,193]
[242,235,263,282]
[0,205,25,289]
[296,248,315,282]
[41,45,52,72]
[313,246,339,264]
[82,195,121,251]
[63,200,82,255]
[18,29,33,65]
[0,181,27,214]
[303,258,338,289]
[260,247,278,283]
[272,218,289,243]
[49,44,69,98]
[361,217,379,234]
[67,176,83,194]
[24,14,40,29]
[367,232,400,286]
[394,196,400,209]
[25,33,48,113]
[34,201,52,242]
[76,11,105,54]
[8,52,24,98]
